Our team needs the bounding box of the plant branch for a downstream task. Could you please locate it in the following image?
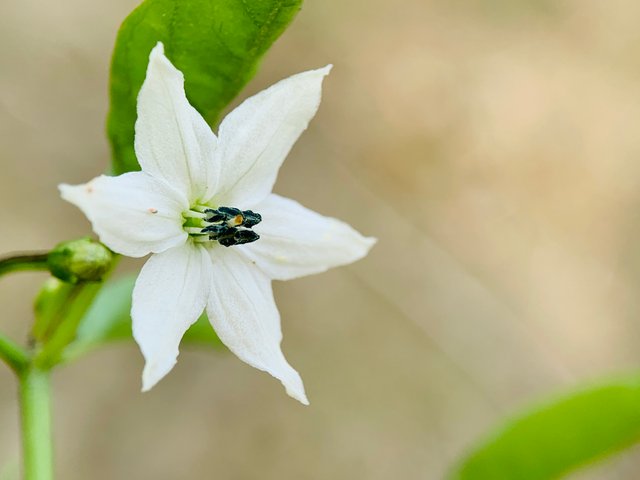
[0,253,49,278]
[0,332,28,373]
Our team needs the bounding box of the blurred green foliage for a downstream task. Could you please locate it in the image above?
[450,377,640,479]
[63,274,223,363]
[107,0,303,174]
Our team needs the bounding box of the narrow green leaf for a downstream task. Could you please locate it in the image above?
[450,376,640,480]
[107,0,303,174]
[62,274,222,362]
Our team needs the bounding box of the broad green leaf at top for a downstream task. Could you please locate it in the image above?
[449,376,640,480]
[107,0,303,174]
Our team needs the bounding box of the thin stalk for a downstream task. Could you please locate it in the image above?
[0,253,49,277]
[33,255,119,368]
[0,332,28,373]
[19,366,53,480]
[34,282,102,368]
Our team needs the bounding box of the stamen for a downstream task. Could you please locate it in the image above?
[203,207,262,228]
[221,229,260,247]
[183,210,207,219]
[184,227,208,235]
[241,210,262,228]
[229,214,244,227]
[201,224,228,235]
[191,205,210,213]
[184,204,261,247]
[193,236,212,243]
[203,209,226,223]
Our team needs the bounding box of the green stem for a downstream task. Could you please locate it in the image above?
[0,332,28,373]
[34,282,102,368]
[0,253,49,277]
[19,366,53,480]
[34,255,118,368]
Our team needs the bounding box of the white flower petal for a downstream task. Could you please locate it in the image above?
[135,42,218,201]
[206,248,308,405]
[59,172,188,258]
[132,244,210,391]
[240,194,376,281]
[212,66,332,207]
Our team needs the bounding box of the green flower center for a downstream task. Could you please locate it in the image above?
[182,205,261,247]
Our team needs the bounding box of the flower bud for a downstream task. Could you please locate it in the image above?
[47,238,114,284]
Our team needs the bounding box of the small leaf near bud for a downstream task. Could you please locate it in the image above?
[47,238,114,284]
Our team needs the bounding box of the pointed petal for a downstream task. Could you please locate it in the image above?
[132,244,210,391]
[212,66,332,207]
[240,194,376,280]
[135,42,218,201]
[206,248,308,404]
[59,172,188,258]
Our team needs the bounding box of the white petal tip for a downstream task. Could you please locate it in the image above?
[141,373,159,393]
[286,384,310,405]
[318,64,333,75]
[140,357,177,392]
[58,181,76,195]
[58,181,96,205]
[145,41,182,82]
[297,65,332,82]
[351,235,377,263]
[364,236,378,251]
[58,183,72,199]
[277,366,309,405]
[150,41,165,57]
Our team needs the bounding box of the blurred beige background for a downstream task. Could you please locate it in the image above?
[2,0,640,478]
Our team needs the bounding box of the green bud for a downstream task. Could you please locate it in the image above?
[47,238,114,284]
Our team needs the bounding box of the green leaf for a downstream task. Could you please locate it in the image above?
[62,274,222,362]
[449,376,640,480]
[107,0,303,174]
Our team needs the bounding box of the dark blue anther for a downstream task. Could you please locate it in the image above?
[217,206,243,218]
[201,206,261,247]
[204,207,262,228]
[241,210,262,228]
[217,228,260,247]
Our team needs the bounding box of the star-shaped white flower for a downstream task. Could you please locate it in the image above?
[60,43,375,404]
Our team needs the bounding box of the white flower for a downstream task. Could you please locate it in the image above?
[59,42,375,405]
